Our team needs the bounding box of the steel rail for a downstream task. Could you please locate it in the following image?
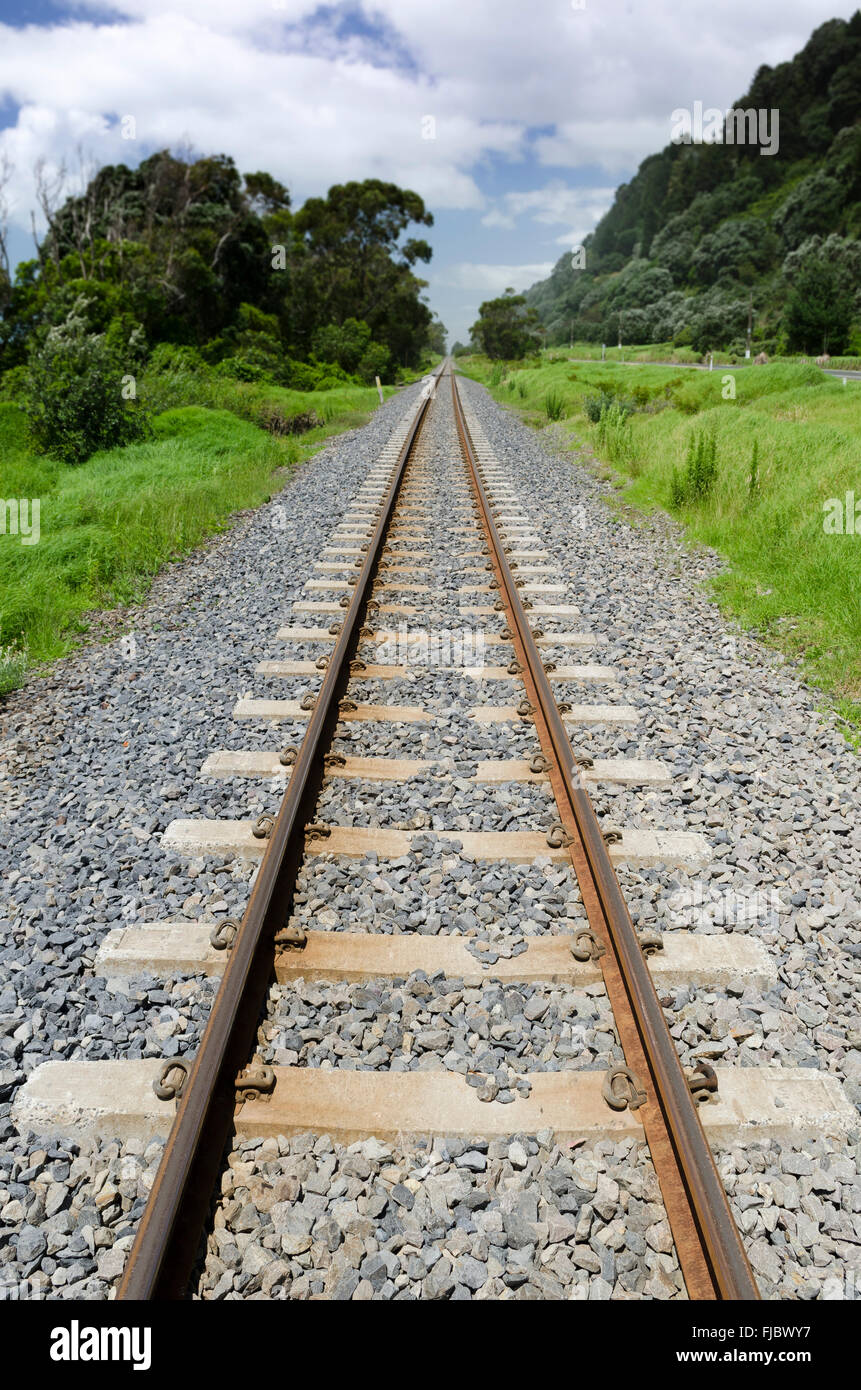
[449,367,759,1301]
[117,369,442,1300]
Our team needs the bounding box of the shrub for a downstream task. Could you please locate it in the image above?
[0,365,28,402]
[255,406,322,436]
[671,430,719,506]
[24,297,150,465]
[148,343,207,374]
[516,379,527,399]
[281,357,354,391]
[356,341,390,385]
[0,642,28,699]
[213,356,272,383]
[544,389,566,421]
[596,401,636,469]
[748,438,760,497]
[199,336,232,365]
[586,388,636,424]
[670,466,686,509]
[583,390,614,422]
[670,386,702,415]
[489,362,505,388]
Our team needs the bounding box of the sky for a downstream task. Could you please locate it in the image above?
[0,0,856,344]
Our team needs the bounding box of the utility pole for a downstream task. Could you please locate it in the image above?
[746,293,753,359]
[570,320,573,350]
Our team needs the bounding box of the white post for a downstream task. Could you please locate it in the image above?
[375,375,384,405]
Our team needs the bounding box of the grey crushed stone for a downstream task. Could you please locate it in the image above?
[1,372,859,1299]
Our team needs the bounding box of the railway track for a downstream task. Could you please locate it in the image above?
[12,361,855,1301]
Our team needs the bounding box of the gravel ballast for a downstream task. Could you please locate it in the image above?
[0,372,858,1300]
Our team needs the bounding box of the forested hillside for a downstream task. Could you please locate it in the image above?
[527,14,861,355]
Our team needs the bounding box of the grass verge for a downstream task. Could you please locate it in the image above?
[0,383,389,696]
[538,342,861,370]
[457,352,861,728]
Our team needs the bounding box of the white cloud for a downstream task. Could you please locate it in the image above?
[481,180,616,246]
[434,261,554,293]
[0,11,524,235]
[535,120,677,173]
[428,260,554,348]
[1,0,853,239]
[480,207,516,230]
[433,262,556,304]
[0,0,856,340]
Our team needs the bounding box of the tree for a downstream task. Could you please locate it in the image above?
[24,295,150,464]
[690,219,778,286]
[772,171,845,247]
[424,315,447,356]
[23,151,272,351]
[783,261,854,353]
[243,171,290,217]
[0,152,12,315]
[470,290,541,360]
[312,318,373,373]
[291,179,433,366]
[311,317,391,382]
[0,156,437,385]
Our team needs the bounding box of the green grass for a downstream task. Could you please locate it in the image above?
[141,365,391,430]
[540,342,861,371]
[457,352,861,725]
[544,341,704,365]
[0,384,387,695]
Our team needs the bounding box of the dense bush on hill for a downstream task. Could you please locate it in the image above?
[525,14,861,355]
